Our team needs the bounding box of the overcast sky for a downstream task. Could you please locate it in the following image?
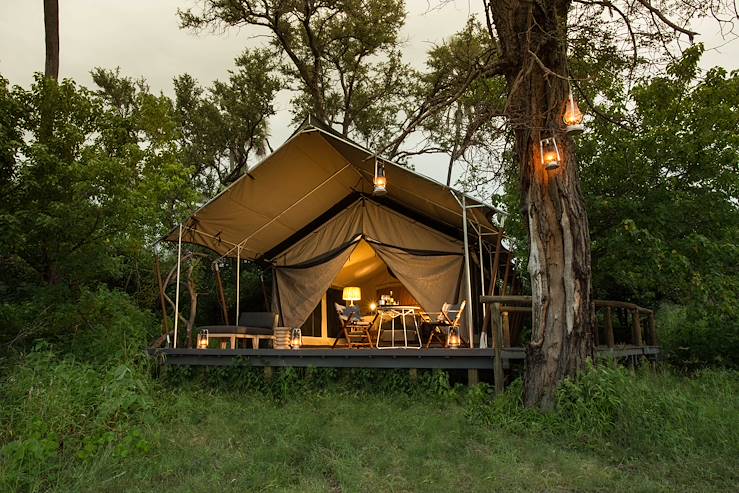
[1,1,737,185]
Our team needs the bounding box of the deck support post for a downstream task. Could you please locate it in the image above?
[173,224,183,349]
[491,302,504,394]
[467,368,479,386]
[409,368,418,383]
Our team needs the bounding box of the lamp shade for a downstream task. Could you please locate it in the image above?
[342,286,361,302]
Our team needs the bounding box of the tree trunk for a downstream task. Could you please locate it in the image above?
[44,0,59,79]
[488,0,595,410]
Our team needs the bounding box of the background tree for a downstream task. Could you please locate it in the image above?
[43,0,59,79]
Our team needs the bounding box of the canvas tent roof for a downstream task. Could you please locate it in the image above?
[164,119,502,261]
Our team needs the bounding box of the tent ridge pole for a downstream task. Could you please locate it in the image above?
[173,224,183,349]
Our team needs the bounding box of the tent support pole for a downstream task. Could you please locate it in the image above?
[478,229,486,319]
[173,224,183,349]
[235,246,241,328]
[460,194,475,348]
[214,262,229,325]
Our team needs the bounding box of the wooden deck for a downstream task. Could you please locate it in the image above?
[148,345,659,369]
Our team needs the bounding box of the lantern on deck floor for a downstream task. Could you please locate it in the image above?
[197,329,209,349]
[562,89,584,135]
[540,137,561,170]
[373,158,387,195]
[448,327,461,349]
[291,327,302,350]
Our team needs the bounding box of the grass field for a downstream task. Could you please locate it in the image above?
[1,355,738,492]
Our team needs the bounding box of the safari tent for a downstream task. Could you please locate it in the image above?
[164,118,510,346]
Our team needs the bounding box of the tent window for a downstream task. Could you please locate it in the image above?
[301,302,322,337]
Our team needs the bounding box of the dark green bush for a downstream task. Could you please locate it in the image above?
[468,363,739,466]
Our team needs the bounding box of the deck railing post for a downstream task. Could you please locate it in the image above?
[491,302,504,394]
[648,311,657,346]
[606,306,615,348]
[632,309,643,346]
[502,311,511,347]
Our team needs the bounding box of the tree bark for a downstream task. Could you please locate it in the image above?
[487,0,595,410]
[44,0,59,79]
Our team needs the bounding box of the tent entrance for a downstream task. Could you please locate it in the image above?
[299,239,420,346]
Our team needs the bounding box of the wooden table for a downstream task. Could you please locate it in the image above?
[375,305,422,349]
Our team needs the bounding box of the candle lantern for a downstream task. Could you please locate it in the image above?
[540,137,561,170]
[562,90,584,135]
[290,327,302,350]
[196,329,209,349]
[373,158,387,195]
[448,327,461,349]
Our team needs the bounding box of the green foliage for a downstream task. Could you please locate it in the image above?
[0,348,157,492]
[469,363,739,478]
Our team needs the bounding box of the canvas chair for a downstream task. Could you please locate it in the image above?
[421,301,467,348]
[332,303,377,348]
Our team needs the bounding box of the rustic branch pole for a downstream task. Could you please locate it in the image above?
[501,251,512,296]
[480,232,504,339]
[502,311,511,347]
[154,255,170,335]
[213,262,230,325]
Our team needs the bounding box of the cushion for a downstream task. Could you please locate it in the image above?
[238,312,278,328]
[199,325,274,336]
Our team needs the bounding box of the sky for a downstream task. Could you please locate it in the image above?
[1,0,737,186]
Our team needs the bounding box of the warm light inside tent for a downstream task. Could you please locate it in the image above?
[540,137,561,170]
[342,286,361,306]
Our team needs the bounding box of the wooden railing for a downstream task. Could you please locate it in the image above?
[480,295,658,349]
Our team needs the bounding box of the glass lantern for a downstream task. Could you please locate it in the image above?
[290,327,302,350]
[196,329,209,349]
[448,327,461,349]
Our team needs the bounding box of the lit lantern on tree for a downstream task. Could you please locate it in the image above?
[562,89,584,135]
[197,329,209,349]
[290,327,302,350]
[539,137,561,170]
[373,158,387,195]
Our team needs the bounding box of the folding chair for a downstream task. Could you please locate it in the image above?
[332,303,377,348]
[421,301,468,348]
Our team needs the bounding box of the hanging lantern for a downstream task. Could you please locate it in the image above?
[448,327,461,349]
[373,158,387,195]
[197,329,209,349]
[562,90,584,135]
[540,137,561,170]
[290,327,302,350]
